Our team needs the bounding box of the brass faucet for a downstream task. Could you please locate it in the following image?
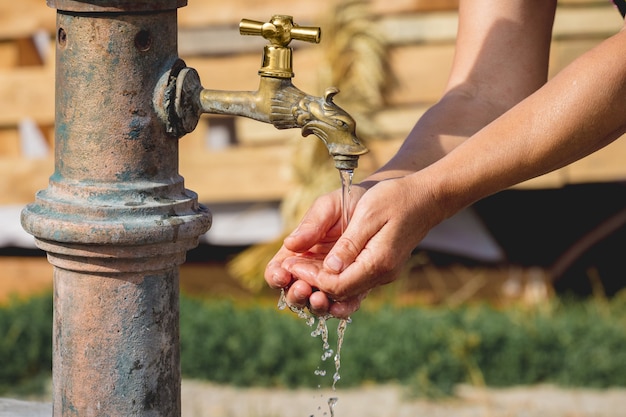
[157,15,368,170]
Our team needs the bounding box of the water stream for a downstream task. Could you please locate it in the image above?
[277,168,355,417]
[340,169,354,234]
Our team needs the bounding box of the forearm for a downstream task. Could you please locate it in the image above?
[425,28,626,220]
[363,0,555,185]
[365,89,510,182]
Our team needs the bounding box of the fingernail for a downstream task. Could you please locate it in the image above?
[271,272,288,288]
[325,254,344,273]
[293,287,306,299]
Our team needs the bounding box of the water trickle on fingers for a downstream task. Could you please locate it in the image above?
[277,291,349,391]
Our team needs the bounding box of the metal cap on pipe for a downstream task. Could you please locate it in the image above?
[47,0,187,12]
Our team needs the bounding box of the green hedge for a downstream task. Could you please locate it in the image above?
[2,292,626,397]
[0,293,53,395]
[179,295,626,395]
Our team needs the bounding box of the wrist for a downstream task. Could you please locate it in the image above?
[405,168,466,226]
[356,168,412,191]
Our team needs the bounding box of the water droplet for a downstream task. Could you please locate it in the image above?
[277,289,287,310]
[328,397,339,417]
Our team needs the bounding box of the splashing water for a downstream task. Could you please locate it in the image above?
[277,290,349,390]
[332,318,348,390]
[328,396,339,417]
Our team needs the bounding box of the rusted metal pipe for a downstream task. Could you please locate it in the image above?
[21,1,211,415]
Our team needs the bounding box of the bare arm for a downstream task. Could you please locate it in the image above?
[268,0,626,317]
[426,22,626,221]
[369,0,557,180]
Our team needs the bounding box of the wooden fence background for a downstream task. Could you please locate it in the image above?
[0,0,624,302]
[0,0,624,206]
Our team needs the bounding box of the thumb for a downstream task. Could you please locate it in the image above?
[323,208,381,274]
[283,191,341,253]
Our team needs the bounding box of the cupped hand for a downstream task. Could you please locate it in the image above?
[264,185,366,317]
[265,173,442,318]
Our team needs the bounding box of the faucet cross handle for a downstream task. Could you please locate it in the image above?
[240,15,321,47]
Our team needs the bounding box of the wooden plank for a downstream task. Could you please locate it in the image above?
[178,0,460,29]
[0,129,21,157]
[0,3,616,127]
[0,42,19,69]
[0,0,54,41]
[0,0,615,43]
[180,144,292,203]
[177,2,619,57]
[0,157,52,205]
[380,12,457,46]
[357,129,626,192]
[549,38,604,78]
[182,47,325,98]
[566,137,626,183]
[553,4,622,39]
[387,44,454,105]
[3,126,626,206]
[178,1,323,29]
[371,0,458,14]
[560,0,613,4]
[379,2,619,47]
[0,63,55,127]
[0,35,609,130]
[0,0,622,208]
[0,257,52,304]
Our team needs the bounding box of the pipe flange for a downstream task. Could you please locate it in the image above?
[174,67,203,136]
[154,61,203,138]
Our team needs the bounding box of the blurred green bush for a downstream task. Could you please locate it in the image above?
[179,294,626,396]
[0,293,53,395]
[2,291,626,397]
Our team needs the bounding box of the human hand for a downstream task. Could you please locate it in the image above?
[265,187,363,316]
[267,174,442,318]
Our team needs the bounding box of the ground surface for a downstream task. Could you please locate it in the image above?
[3,382,626,417]
[180,381,626,417]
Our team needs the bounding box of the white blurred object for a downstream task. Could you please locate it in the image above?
[419,207,505,262]
[32,29,51,64]
[19,118,49,159]
[0,205,37,248]
[201,202,283,246]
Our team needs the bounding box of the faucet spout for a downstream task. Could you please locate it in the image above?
[200,77,367,169]
[155,15,369,170]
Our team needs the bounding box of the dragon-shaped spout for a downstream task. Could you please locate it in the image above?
[164,68,368,170]
[277,85,368,167]
[201,77,367,170]
[156,15,368,170]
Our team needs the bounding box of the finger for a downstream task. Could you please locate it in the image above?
[322,201,386,274]
[284,240,398,301]
[328,296,363,319]
[285,260,361,303]
[283,191,342,253]
[282,256,326,290]
[285,279,313,308]
[308,291,331,316]
[265,260,293,289]
[264,245,297,289]
[281,254,324,281]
